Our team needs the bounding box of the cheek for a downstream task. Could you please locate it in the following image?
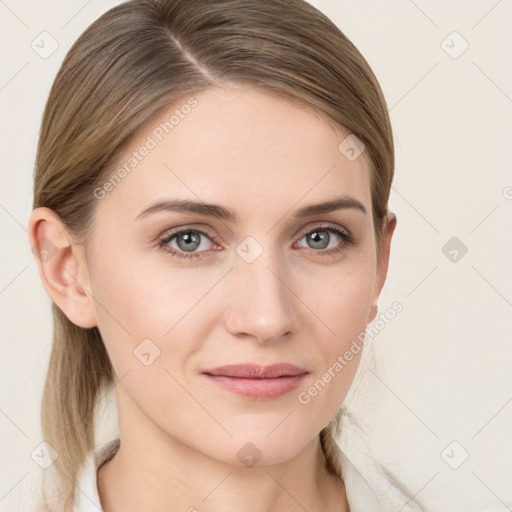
[89,256,211,424]
[304,255,376,338]
[295,260,375,408]
[89,247,221,374]
[327,271,374,332]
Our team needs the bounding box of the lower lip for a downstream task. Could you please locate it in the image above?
[203,373,308,399]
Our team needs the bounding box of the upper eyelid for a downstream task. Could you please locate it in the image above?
[159,225,217,243]
[292,222,351,240]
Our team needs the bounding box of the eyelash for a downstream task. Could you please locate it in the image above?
[157,223,355,261]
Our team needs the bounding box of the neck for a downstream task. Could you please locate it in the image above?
[97,390,349,512]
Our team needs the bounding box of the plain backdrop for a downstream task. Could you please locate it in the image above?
[0,1,511,510]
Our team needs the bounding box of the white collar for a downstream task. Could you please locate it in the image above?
[73,439,120,511]
[73,439,380,511]
[339,449,382,511]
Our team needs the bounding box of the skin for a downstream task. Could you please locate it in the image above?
[29,83,396,512]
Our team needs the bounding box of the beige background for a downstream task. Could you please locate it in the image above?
[0,0,511,510]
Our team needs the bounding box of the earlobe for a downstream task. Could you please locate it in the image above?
[367,212,397,324]
[28,207,97,328]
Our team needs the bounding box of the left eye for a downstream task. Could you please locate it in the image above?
[300,229,336,249]
[159,229,214,259]
[297,228,345,251]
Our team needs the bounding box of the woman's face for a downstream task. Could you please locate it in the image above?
[82,84,392,465]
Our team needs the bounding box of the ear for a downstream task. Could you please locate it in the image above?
[28,207,97,328]
[367,212,397,324]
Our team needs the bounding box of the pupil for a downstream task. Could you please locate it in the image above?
[178,232,200,252]
[308,230,329,249]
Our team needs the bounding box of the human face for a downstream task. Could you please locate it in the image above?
[85,83,381,466]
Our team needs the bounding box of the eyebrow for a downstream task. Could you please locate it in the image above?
[135,195,367,222]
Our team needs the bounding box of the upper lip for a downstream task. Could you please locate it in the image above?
[202,363,308,379]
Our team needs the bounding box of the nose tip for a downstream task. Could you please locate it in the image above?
[223,256,297,343]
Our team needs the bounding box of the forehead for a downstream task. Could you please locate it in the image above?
[95,84,371,222]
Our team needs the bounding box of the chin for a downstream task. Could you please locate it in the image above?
[212,430,313,468]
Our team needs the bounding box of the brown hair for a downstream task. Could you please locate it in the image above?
[32,0,394,509]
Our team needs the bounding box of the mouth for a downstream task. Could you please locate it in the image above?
[201,363,309,399]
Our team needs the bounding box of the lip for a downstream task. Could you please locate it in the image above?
[203,363,308,378]
[202,363,309,399]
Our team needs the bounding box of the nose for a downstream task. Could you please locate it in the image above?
[223,245,298,344]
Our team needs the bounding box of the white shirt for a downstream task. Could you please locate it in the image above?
[73,438,382,511]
